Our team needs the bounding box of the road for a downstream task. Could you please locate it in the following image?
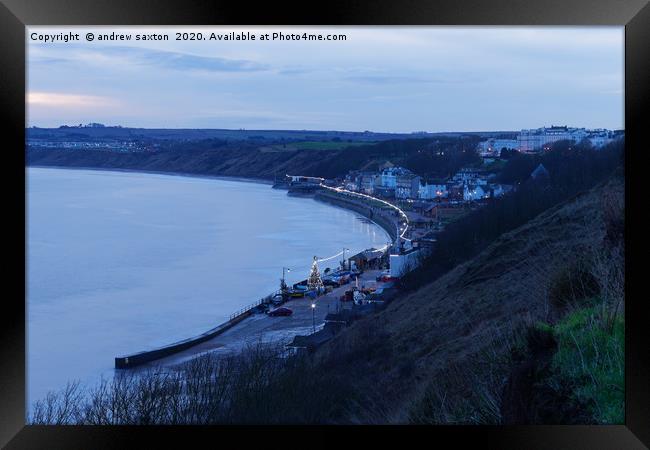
[139,269,388,369]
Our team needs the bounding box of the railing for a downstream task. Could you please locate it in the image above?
[228,290,281,321]
[116,289,286,369]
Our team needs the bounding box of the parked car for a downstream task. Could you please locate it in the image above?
[376,271,390,281]
[271,294,283,306]
[323,278,340,287]
[340,290,354,302]
[377,274,398,282]
[268,307,293,317]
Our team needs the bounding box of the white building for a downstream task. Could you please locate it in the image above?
[379,166,412,189]
[390,247,427,277]
[463,184,488,202]
[395,174,421,199]
[419,183,448,200]
[452,168,481,184]
[478,138,519,155]
[515,126,623,153]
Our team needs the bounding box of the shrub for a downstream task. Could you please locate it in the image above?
[547,262,600,310]
[550,307,624,424]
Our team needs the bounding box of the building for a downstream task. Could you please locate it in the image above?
[395,174,421,199]
[478,138,519,156]
[389,246,430,277]
[343,172,361,191]
[360,173,379,194]
[348,248,386,271]
[452,168,483,184]
[463,184,488,202]
[531,163,550,180]
[448,184,465,201]
[419,183,448,200]
[488,184,513,198]
[289,175,324,185]
[344,171,377,193]
[379,166,412,189]
[516,126,622,153]
[374,185,395,198]
[518,126,581,152]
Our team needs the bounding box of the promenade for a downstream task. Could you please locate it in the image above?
[136,269,389,369]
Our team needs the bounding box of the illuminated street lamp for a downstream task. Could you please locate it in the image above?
[311,302,316,333]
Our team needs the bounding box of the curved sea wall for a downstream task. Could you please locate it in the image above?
[115,186,394,370]
[115,308,255,369]
[314,189,398,242]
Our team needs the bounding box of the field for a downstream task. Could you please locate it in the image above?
[260,141,375,152]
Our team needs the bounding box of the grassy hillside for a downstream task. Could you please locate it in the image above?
[309,173,624,423]
[27,136,482,181]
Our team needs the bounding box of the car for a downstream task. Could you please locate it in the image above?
[340,290,354,302]
[268,307,293,317]
[377,274,398,282]
[323,278,340,287]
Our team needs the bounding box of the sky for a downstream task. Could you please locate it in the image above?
[27,26,624,133]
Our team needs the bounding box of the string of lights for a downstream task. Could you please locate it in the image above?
[316,250,345,263]
[321,185,412,242]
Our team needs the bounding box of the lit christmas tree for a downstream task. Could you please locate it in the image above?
[307,256,324,291]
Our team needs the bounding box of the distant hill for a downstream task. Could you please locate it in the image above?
[26,135,484,180]
[27,127,516,142]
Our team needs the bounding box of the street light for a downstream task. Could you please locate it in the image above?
[281,267,290,295]
[311,302,316,333]
[342,247,349,270]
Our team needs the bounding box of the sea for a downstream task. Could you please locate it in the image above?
[26,167,389,408]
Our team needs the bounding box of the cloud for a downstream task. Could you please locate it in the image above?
[111,47,269,72]
[27,92,118,108]
[344,74,482,85]
[31,45,269,73]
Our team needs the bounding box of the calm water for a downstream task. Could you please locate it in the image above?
[27,167,389,407]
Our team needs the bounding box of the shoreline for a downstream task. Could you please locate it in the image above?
[27,164,393,370]
[27,164,397,241]
[26,164,275,186]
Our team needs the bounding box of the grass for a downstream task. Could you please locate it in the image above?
[268,141,374,151]
[548,304,624,424]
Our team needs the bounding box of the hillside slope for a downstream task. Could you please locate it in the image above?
[26,136,481,181]
[313,175,623,423]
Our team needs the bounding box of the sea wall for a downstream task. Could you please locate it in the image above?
[314,190,398,242]
[115,186,395,370]
[114,309,254,369]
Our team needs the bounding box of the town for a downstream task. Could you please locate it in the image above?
[27,123,624,365]
[278,125,623,280]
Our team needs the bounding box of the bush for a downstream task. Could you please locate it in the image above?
[550,307,624,424]
[30,342,356,425]
[547,262,601,310]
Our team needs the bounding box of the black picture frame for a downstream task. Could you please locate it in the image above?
[1,0,647,448]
